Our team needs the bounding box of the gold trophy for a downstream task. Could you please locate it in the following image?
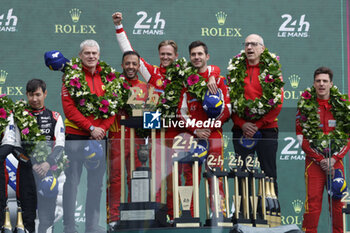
[247,156,268,227]
[264,177,275,227]
[172,134,201,227]
[118,83,167,229]
[1,207,12,233]
[228,154,253,226]
[270,177,281,227]
[203,154,232,227]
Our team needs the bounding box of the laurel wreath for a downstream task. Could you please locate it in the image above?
[156,58,207,120]
[297,86,350,154]
[227,49,284,120]
[0,94,14,135]
[64,58,128,119]
[13,100,68,177]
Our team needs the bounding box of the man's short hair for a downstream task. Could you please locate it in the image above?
[122,50,140,62]
[26,79,46,93]
[158,40,178,54]
[188,40,208,54]
[79,39,100,54]
[314,66,333,81]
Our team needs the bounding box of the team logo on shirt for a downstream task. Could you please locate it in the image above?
[201,11,242,37]
[156,79,163,87]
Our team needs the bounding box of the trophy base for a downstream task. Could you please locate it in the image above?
[204,216,233,227]
[117,202,168,229]
[232,217,253,227]
[173,210,201,228]
[252,218,269,227]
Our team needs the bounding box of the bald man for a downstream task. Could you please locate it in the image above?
[231,34,283,194]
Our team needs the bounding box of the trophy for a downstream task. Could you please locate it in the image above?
[246,155,269,228]
[172,134,201,227]
[268,177,281,227]
[264,177,275,227]
[228,154,253,226]
[117,83,167,229]
[172,152,201,227]
[130,144,151,203]
[203,153,232,227]
[1,207,12,233]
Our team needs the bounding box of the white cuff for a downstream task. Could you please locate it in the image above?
[115,24,123,30]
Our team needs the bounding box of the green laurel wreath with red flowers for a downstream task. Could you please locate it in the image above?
[13,100,68,177]
[297,86,350,154]
[0,94,14,134]
[156,57,207,119]
[64,58,130,119]
[227,49,284,120]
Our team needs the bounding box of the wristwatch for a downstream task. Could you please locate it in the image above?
[89,125,95,132]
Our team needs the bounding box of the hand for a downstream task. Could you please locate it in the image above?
[320,158,336,173]
[112,12,123,25]
[195,129,211,139]
[242,122,258,138]
[91,127,105,140]
[207,76,218,94]
[33,162,50,178]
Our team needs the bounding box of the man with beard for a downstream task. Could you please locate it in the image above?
[112,12,222,221]
[107,51,147,230]
[177,40,231,216]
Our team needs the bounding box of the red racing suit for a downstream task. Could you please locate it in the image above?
[176,68,231,216]
[296,98,350,233]
[115,24,222,218]
[107,78,147,223]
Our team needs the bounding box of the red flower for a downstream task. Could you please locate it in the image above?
[21,128,29,135]
[123,82,130,90]
[268,99,275,106]
[79,99,85,106]
[187,75,199,86]
[264,74,274,83]
[72,64,78,70]
[101,99,109,106]
[106,73,116,82]
[0,94,6,98]
[99,106,108,113]
[0,108,7,119]
[69,77,81,89]
[301,91,312,100]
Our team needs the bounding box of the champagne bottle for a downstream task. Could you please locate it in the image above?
[270,177,281,226]
[1,207,12,233]
[256,179,263,219]
[13,207,25,233]
[265,177,275,227]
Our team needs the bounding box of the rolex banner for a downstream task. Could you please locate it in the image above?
[1,0,349,232]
